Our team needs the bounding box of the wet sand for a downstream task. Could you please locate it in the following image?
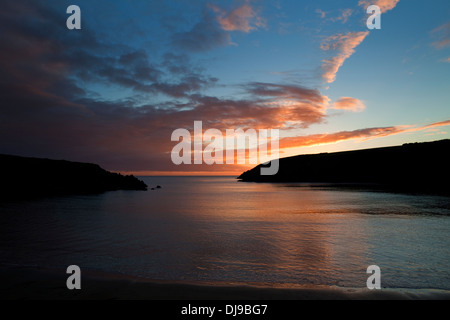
[1,266,449,300]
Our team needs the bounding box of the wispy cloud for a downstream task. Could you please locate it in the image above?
[358,0,400,13]
[320,32,369,83]
[431,22,450,49]
[318,1,399,84]
[418,120,450,130]
[331,9,353,24]
[316,8,353,24]
[280,126,403,149]
[280,120,450,149]
[316,9,327,19]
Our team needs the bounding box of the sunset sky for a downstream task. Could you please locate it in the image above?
[1,0,449,175]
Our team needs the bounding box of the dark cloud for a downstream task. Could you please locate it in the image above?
[171,10,232,52]
[246,82,328,105]
[0,0,203,171]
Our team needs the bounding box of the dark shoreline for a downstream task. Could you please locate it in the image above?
[1,266,450,300]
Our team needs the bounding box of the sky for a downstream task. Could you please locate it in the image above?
[0,0,449,175]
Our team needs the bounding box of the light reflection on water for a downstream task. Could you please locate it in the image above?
[0,176,449,289]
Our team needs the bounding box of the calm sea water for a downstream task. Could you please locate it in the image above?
[1,176,449,289]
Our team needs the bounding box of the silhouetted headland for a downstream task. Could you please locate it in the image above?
[0,154,147,199]
[238,139,450,195]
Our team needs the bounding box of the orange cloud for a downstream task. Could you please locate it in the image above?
[321,32,369,83]
[279,120,450,150]
[418,120,450,130]
[280,126,402,149]
[210,3,265,33]
[358,0,400,13]
[333,97,365,112]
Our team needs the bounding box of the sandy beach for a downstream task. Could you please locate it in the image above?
[1,266,449,300]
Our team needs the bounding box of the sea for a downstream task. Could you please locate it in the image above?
[1,176,449,290]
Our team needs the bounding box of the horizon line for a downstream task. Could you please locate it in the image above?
[115,171,243,177]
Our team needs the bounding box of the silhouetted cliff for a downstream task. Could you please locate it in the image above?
[0,154,147,199]
[238,139,450,195]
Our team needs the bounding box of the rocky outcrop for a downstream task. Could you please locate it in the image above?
[0,154,147,199]
[238,139,450,195]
